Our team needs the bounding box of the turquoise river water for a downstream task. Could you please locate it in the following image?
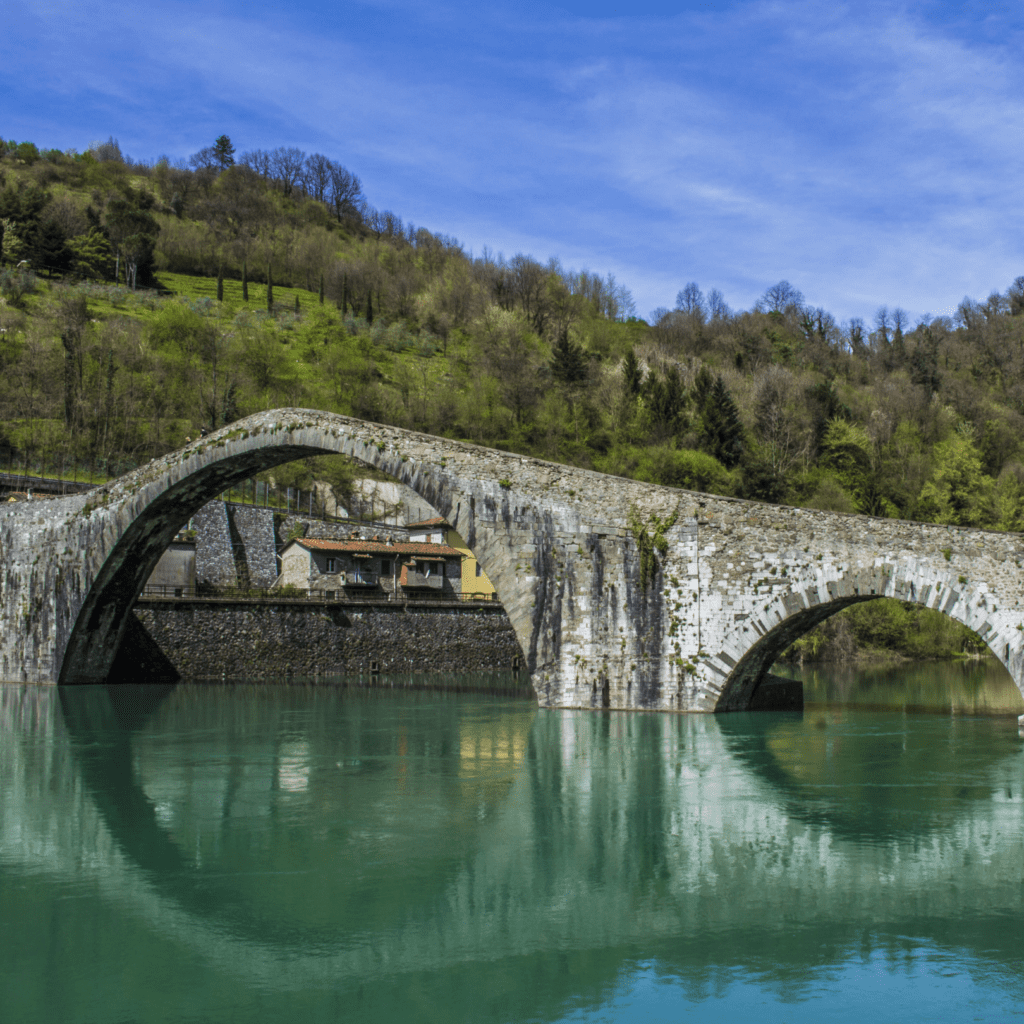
[2,661,1024,1023]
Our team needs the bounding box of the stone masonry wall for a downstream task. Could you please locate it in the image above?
[133,601,524,679]
[226,506,278,587]
[191,502,235,587]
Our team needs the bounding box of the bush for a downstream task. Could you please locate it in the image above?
[0,268,37,306]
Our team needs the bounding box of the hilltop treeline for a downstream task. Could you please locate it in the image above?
[2,133,1024,660]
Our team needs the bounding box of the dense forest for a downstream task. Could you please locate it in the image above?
[2,133,1023,662]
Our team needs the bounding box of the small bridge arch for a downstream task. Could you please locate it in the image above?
[713,563,1018,711]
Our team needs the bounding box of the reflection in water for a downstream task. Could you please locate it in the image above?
[780,657,1024,715]
[2,673,1024,1023]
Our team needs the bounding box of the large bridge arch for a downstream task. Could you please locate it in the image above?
[4,408,1024,709]
[55,412,544,686]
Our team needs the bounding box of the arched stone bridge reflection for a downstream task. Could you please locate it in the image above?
[3,685,1024,1023]
[3,409,1024,710]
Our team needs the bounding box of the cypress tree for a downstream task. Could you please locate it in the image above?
[319,272,324,305]
[366,290,373,326]
[267,263,273,313]
[216,268,223,302]
[242,260,248,302]
[295,293,300,313]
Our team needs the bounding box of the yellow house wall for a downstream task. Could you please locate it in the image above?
[442,527,497,598]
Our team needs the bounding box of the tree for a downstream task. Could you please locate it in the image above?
[700,375,744,468]
[105,198,158,288]
[327,161,362,222]
[53,290,88,431]
[551,327,588,386]
[917,426,992,526]
[27,219,72,276]
[269,146,306,196]
[675,282,706,320]
[213,135,235,169]
[621,347,643,399]
[760,280,804,314]
[66,228,115,280]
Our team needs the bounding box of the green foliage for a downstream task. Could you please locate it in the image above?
[917,426,993,526]
[784,599,986,663]
[627,506,678,588]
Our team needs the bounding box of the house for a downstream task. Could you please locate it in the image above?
[276,536,464,598]
[406,517,497,599]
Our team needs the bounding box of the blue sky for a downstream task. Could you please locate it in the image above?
[4,0,1023,323]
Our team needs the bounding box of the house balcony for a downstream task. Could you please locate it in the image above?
[402,571,444,590]
[343,571,379,587]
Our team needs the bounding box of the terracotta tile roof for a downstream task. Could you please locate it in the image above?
[295,538,462,557]
[406,516,448,529]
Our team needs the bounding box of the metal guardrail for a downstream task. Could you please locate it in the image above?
[138,583,501,605]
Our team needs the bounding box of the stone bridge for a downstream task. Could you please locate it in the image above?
[2,408,1024,711]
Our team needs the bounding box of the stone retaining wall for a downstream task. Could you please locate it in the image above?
[133,601,524,680]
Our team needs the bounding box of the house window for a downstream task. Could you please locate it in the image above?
[475,563,483,577]
[326,558,336,573]
[381,560,392,575]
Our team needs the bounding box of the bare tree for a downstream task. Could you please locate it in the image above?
[760,280,804,314]
[675,282,707,320]
[239,148,272,180]
[302,153,332,203]
[268,147,306,196]
[706,288,730,321]
[327,160,363,222]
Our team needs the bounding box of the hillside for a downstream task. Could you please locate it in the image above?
[2,133,1023,663]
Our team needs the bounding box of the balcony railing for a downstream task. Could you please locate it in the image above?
[343,572,379,586]
[403,571,445,590]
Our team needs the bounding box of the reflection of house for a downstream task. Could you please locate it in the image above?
[406,517,496,599]
[277,537,463,597]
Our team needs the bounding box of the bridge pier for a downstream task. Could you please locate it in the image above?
[2,410,1024,710]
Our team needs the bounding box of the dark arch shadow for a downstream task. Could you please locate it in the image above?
[59,415,518,685]
[715,592,1016,711]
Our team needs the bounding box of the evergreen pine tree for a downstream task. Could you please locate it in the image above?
[242,260,248,302]
[700,375,744,468]
[692,365,715,416]
[267,263,273,312]
[621,346,643,400]
[213,135,235,169]
[551,328,588,386]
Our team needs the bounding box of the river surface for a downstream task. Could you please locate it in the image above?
[3,663,1024,1023]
